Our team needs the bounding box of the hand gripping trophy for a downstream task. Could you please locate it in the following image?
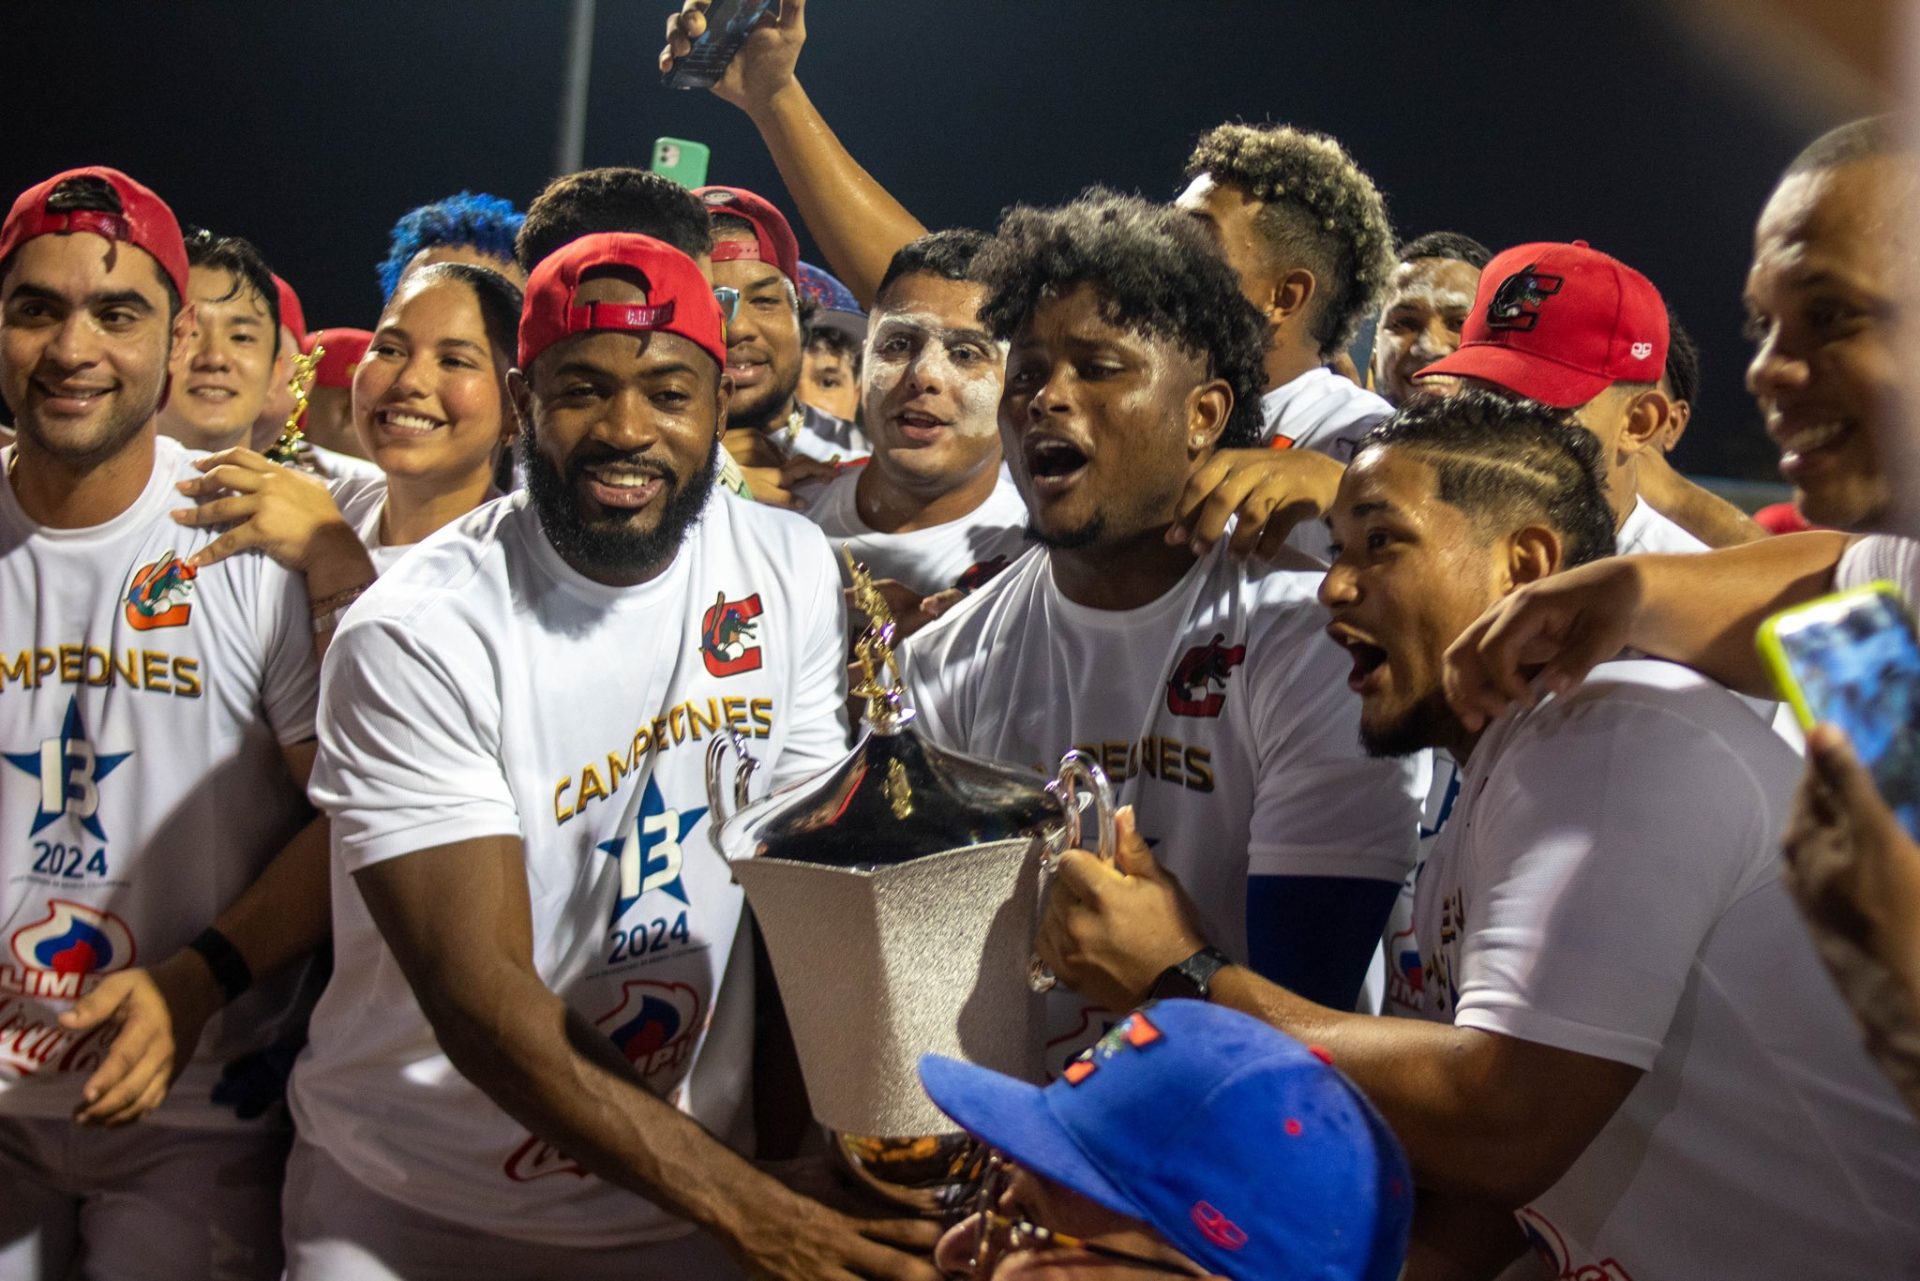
[706,555,1115,1212]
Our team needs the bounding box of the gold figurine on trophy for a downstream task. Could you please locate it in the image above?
[264,340,324,468]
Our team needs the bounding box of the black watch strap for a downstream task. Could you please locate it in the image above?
[1148,946,1232,1003]
[187,927,253,1005]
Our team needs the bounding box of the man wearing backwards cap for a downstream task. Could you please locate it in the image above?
[920,1001,1412,1280]
[288,232,938,1279]
[697,184,868,506]
[1415,239,1715,558]
[0,166,352,1278]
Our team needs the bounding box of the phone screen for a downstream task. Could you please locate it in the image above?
[662,0,778,90]
[1770,587,1920,837]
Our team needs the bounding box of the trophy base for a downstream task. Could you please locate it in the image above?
[831,1131,985,1215]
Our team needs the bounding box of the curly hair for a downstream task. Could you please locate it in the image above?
[517,169,709,273]
[376,192,524,300]
[1185,123,1395,358]
[1358,388,1616,570]
[977,189,1268,448]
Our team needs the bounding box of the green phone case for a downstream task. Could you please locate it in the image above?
[1755,580,1910,730]
[650,137,711,190]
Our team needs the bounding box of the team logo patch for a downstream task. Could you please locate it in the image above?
[1190,1201,1249,1251]
[1166,633,1247,718]
[700,592,764,677]
[4,696,132,839]
[123,550,197,631]
[1484,266,1563,332]
[599,979,706,1083]
[10,900,135,981]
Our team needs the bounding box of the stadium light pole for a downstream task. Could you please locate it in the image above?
[556,0,597,175]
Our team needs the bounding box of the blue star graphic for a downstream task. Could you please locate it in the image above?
[597,775,707,925]
[4,696,132,840]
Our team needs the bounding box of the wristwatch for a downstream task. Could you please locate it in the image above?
[1148,946,1232,1003]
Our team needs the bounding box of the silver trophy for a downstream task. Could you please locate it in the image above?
[706,557,1113,1210]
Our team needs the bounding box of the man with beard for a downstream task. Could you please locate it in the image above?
[806,230,1026,612]
[0,166,344,1280]
[156,228,284,454]
[899,192,1422,1076]
[1040,391,1920,1279]
[284,232,937,1280]
[696,186,865,495]
[515,166,763,503]
[1444,116,1920,1120]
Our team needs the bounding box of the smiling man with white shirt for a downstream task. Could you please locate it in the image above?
[286,231,938,1281]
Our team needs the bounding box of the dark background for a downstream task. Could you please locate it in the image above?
[6,1,1844,483]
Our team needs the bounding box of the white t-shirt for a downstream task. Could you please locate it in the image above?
[1411,659,1920,1279]
[302,442,383,485]
[329,474,503,575]
[899,545,1423,1074]
[1837,532,1920,601]
[0,437,319,1128]
[292,489,848,1247]
[1615,496,1707,556]
[1263,369,1391,561]
[807,463,1030,595]
[1258,367,1390,458]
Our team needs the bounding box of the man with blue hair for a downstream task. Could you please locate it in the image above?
[375,191,526,299]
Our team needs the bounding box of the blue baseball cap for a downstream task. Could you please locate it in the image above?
[797,260,867,344]
[918,1002,1411,1281]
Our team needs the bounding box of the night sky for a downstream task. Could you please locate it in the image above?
[7,1,1839,483]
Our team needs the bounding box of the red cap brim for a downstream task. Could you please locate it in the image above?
[1415,343,1614,410]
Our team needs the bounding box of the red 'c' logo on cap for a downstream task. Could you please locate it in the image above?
[1190,1201,1248,1250]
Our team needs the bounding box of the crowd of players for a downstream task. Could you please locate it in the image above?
[3,1,1920,1277]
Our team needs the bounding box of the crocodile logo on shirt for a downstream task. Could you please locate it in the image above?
[700,592,763,678]
[123,551,197,631]
[1165,633,1247,718]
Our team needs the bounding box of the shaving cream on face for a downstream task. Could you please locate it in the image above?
[863,308,1007,439]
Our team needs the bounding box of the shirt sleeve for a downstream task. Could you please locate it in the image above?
[1451,694,1772,1069]
[308,607,520,872]
[769,535,852,790]
[1244,616,1422,882]
[254,562,320,748]
[1836,534,1920,606]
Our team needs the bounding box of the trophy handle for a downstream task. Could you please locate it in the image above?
[703,731,761,856]
[1030,750,1117,992]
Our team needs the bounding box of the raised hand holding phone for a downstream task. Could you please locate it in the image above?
[660,0,807,111]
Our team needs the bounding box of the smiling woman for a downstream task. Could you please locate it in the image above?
[329,262,524,571]
[167,262,524,599]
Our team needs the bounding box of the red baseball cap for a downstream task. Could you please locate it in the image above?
[517,231,726,370]
[272,274,307,347]
[307,327,373,389]
[694,185,800,283]
[0,166,190,305]
[1416,241,1667,409]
